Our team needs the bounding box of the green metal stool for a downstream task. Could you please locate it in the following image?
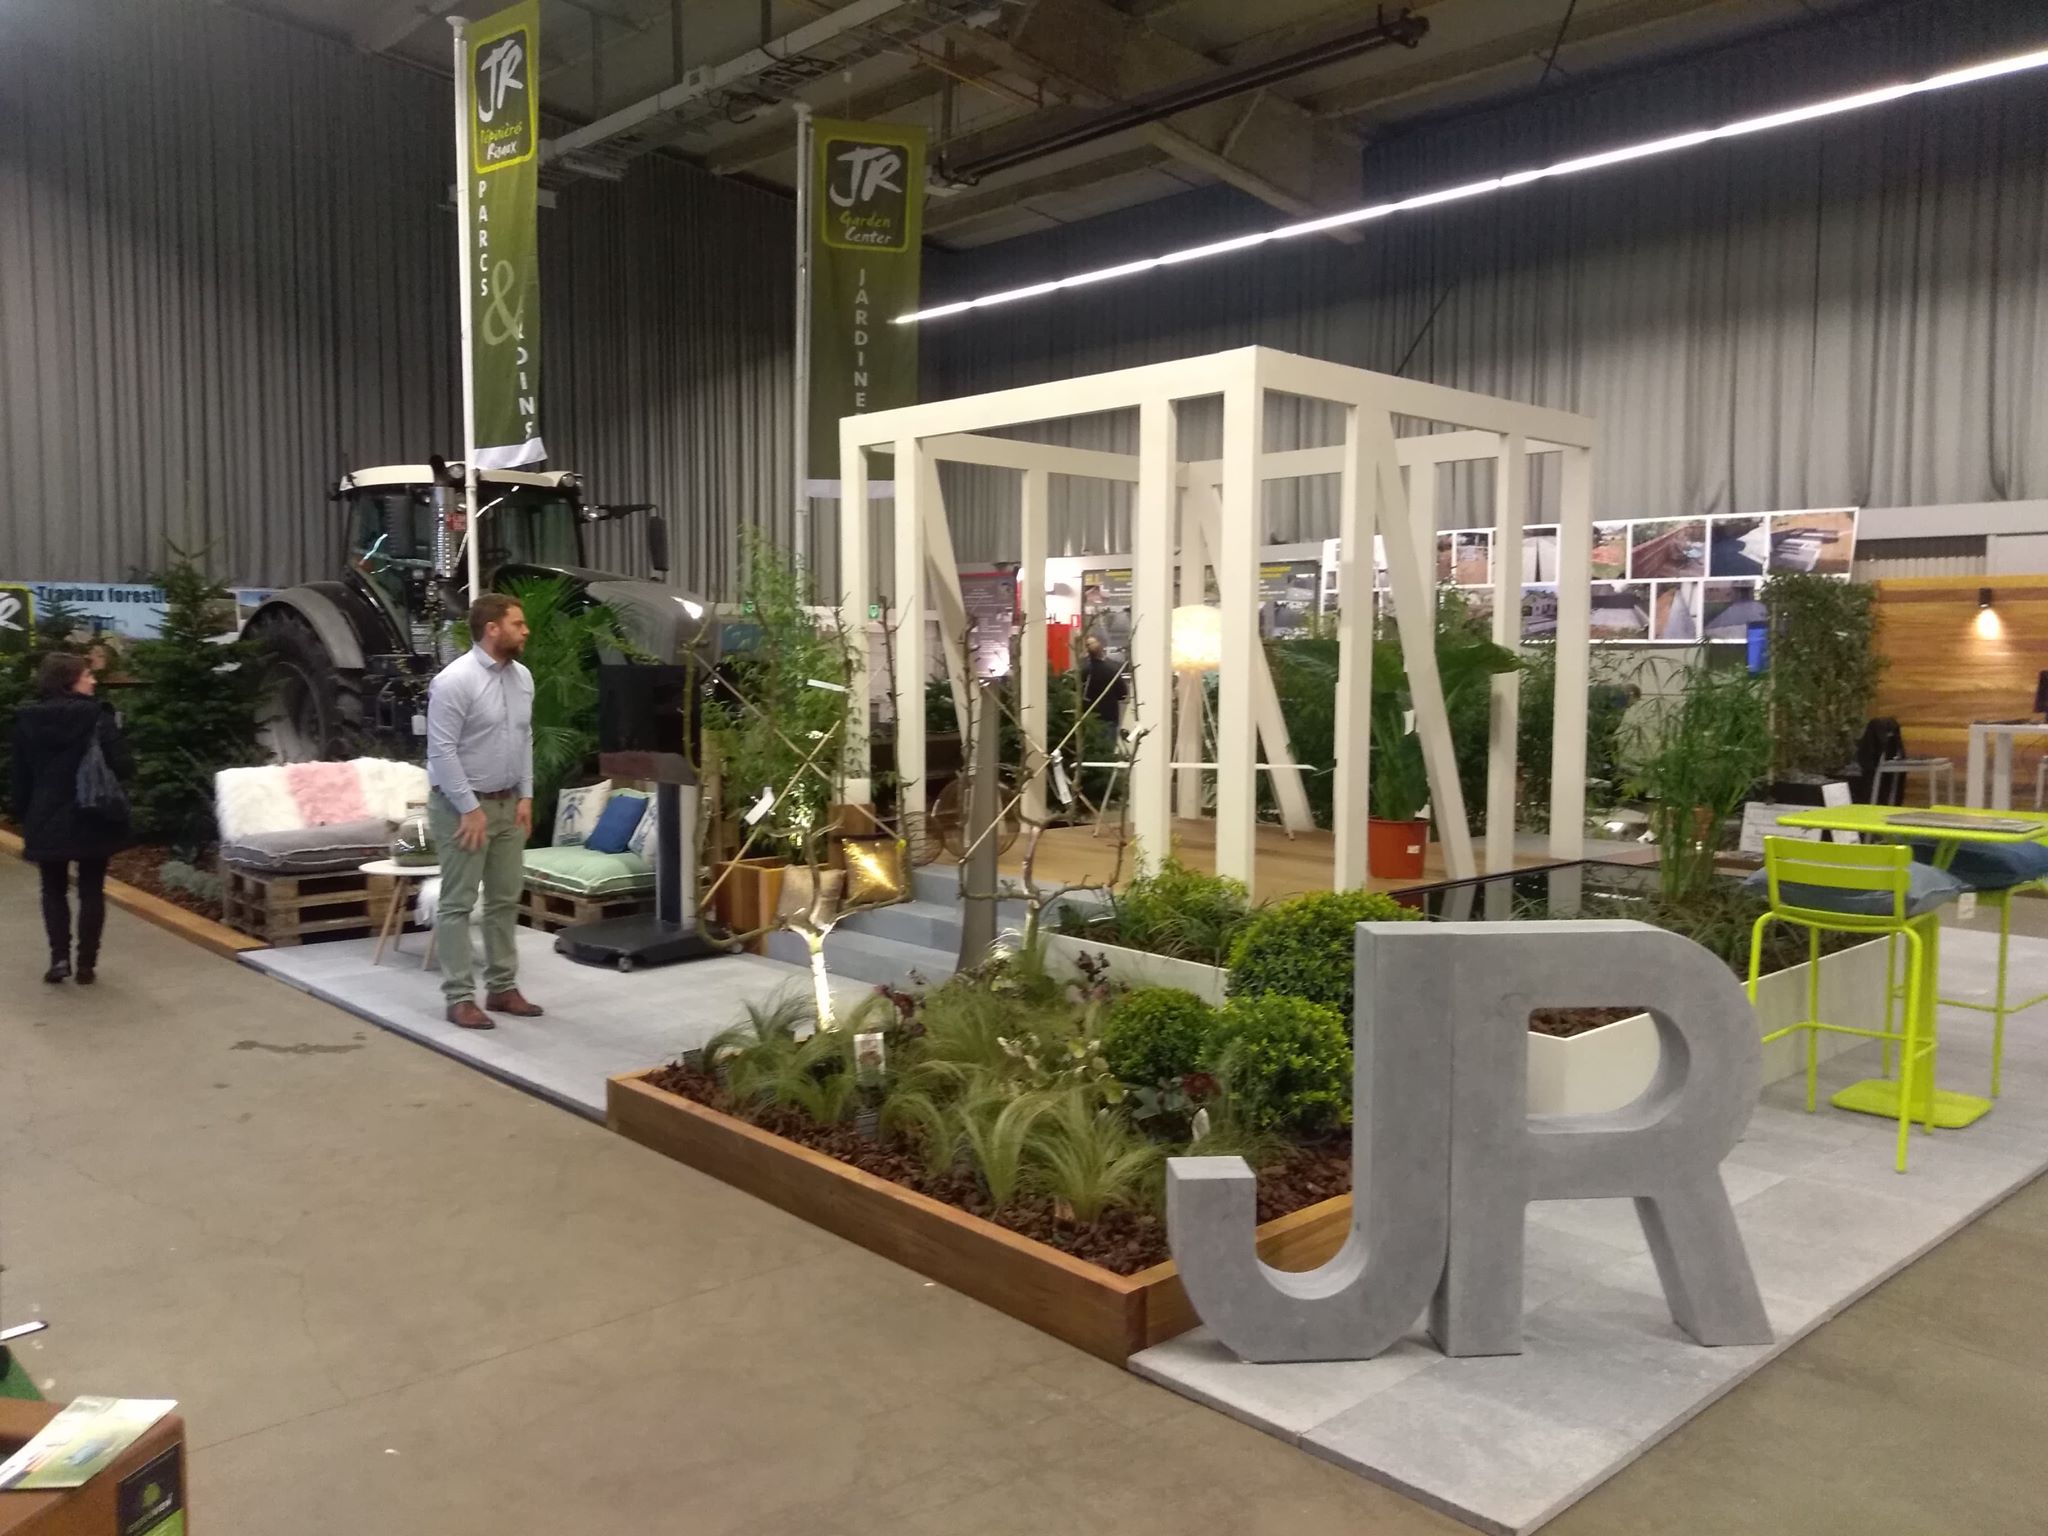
[1911,831,2048,1098]
[1749,837,1961,1173]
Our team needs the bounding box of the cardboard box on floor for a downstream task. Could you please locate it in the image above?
[0,1401,186,1536]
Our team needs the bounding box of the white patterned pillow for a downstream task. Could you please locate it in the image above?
[624,791,657,857]
[552,780,612,846]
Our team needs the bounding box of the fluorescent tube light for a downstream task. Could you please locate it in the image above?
[895,43,2048,326]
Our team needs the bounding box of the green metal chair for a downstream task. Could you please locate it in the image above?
[1749,837,1959,1173]
[1910,828,2048,1098]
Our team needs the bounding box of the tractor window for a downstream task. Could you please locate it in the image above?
[348,491,437,615]
[480,490,584,571]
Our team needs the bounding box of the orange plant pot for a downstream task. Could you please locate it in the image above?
[1366,816,1429,881]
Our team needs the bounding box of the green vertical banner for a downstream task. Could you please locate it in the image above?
[808,119,925,490]
[465,0,544,467]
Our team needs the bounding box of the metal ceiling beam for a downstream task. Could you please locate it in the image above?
[1310,0,1745,119]
[924,143,1167,232]
[351,0,462,54]
[704,68,947,172]
[544,0,982,170]
[962,0,1377,235]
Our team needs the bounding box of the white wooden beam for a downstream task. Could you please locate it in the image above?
[848,351,1241,447]
[893,436,928,830]
[921,464,974,736]
[1253,348,1597,451]
[1020,468,1050,827]
[1486,433,1526,874]
[1550,445,1595,860]
[1331,404,1375,891]
[1366,408,1477,880]
[1131,399,1178,877]
[926,433,1141,482]
[838,427,872,805]
[1215,366,1262,884]
[1174,491,1209,818]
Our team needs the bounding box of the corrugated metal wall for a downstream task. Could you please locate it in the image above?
[922,0,2048,559]
[0,0,457,587]
[0,0,797,599]
[1854,536,1988,580]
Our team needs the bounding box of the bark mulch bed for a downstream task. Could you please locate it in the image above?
[107,845,223,921]
[644,1060,1351,1277]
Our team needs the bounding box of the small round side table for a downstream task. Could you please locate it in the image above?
[359,858,441,969]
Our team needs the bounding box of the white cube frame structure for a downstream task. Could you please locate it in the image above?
[837,346,1597,892]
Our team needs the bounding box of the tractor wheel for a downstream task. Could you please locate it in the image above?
[247,608,365,762]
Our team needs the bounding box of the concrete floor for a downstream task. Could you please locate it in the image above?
[4,858,2046,1535]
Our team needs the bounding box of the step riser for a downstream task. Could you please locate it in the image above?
[841,904,962,949]
[761,929,958,989]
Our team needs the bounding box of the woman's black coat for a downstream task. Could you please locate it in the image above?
[10,696,133,863]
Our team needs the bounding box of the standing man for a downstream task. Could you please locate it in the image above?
[1079,633,1128,729]
[427,595,544,1029]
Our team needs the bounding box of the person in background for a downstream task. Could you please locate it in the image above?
[10,652,131,984]
[1080,633,1128,728]
[426,594,542,1030]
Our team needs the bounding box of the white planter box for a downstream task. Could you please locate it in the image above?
[1529,936,1892,1115]
[1049,930,1893,1117]
[1042,933,1229,1006]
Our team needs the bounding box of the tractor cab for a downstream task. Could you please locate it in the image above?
[244,462,690,761]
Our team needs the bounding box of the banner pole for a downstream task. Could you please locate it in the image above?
[791,101,815,577]
[450,15,482,605]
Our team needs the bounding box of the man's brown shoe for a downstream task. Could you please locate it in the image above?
[446,1001,494,1030]
[484,989,544,1018]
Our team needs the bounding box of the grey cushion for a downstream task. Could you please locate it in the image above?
[221,817,393,874]
[1742,860,1966,918]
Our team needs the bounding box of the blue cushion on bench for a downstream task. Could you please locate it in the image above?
[1743,860,1967,918]
[583,790,648,854]
[1908,838,2048,892]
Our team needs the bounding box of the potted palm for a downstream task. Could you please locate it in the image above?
[1622,658,1773,900]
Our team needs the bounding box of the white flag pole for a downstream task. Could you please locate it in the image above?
[450,15,483,606]
[791,101,815,574]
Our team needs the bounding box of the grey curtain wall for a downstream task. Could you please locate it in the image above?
[921,0,2048,559]
[0,0,797,598]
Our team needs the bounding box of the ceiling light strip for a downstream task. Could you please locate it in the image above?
[895,44,2048,326]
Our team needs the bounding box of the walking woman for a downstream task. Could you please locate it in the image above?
[10,652,132,983]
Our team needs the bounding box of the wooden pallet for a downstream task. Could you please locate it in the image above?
[222,865,374,946]
[517,885,654,934]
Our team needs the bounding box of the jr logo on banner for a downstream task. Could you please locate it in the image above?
[465,0,544,469]
[808,120,924,487]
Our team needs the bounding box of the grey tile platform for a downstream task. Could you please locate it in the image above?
[1133,926,2048,1535]
[242,928,865,1118]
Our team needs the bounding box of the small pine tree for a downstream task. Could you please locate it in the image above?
[124,549,267,849]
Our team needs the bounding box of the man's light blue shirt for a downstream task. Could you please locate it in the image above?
[426,645,534,814]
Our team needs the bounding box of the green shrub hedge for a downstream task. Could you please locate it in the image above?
[1224,888,1423,1016]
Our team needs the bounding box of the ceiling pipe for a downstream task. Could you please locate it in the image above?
[935,6,1428,185]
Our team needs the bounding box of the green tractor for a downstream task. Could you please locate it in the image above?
[243,462,707,760]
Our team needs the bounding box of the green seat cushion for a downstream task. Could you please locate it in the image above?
[522,844,654,899]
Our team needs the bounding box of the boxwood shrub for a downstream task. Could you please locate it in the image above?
[1100,986,1217,1089]
[1207,994,1352,1135]
[1224,888,1424,1016]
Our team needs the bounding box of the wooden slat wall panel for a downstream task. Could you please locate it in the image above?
[1873,577,2048,798]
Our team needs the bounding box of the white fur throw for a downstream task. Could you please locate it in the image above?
[215,757,429,841]
[413,876,441,927]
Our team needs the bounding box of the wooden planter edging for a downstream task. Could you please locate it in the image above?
[607,1070,1350,1364]
[0,828,260,959]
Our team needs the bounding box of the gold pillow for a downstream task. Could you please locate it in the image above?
[840,837,907,907]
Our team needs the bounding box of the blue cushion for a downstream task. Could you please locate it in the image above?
[583,790,648,854]
[1908,838,2048,892]
[1743,860,1967,918]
